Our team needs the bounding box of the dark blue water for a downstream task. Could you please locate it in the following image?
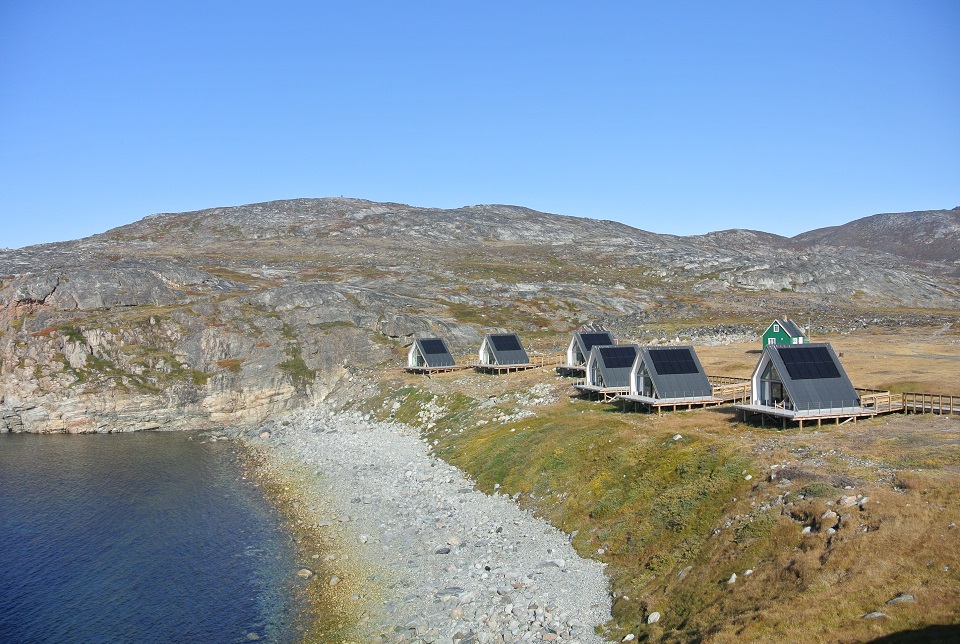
[0,432,302,644]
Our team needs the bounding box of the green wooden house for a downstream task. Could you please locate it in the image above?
[762,319,807,348]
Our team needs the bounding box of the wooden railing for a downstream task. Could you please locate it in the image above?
[902,392,960,415]
[529,354,564,368]
[708,375,751,385]
[712,381,751,403]
[859,392,904,413]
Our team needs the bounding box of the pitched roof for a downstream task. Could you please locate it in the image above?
[480,333,530,366]
[758,343,858,411]
[634,346,712,399]
[568,329,615,365]
[409,337,455,368]
[587,344,638,388]
[768,318,805,338]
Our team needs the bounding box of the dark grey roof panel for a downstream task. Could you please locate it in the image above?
[778,346,839,379]
[780,319,805,337]
[579,332,614,352]
[592,344,638,388]
[415,337,455,367]
[767,343,858,411]
[491,334,523,352]
[640,346,712,399]
[484,333,529,365]
[648,347,699,375]
[570,329,615,365]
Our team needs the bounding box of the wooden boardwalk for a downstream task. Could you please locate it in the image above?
[573,383,629,402]
[902,392,960,415]
[555,363,587,377]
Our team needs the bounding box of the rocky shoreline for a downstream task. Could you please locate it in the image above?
[244,405,613,643]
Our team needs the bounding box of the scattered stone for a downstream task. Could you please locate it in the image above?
[329,576,341,586]
[801,526,812,535]
[246,633,260,641]
[622,633,636,641]
[728,573,737,584]
[259,431,271,439]
[744,474,753,481]
[248,404,612,642]
[647,611,661,624]
[839,495,858,507]
[862,612,888,619]
[677,566,693,580]
[886,593,916,604]
[672,434,682,441]
[296,568,313,579]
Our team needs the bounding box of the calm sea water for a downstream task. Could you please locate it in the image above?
[0,432,302,644]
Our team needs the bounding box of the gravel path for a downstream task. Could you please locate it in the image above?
[252,405,612,643]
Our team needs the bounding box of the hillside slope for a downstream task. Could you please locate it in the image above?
[1,198,959,433]
[794,207,960,274]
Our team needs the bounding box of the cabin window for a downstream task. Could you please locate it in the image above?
[773,324,780,333]
[767,338,776,345]
[792,337,799,344]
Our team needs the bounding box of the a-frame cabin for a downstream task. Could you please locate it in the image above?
[735,342,882,428]
[406,337,458,373]
[574,344,639,401]
[558,327,616,376]
[476,333,534,374]
[618,345,722,412]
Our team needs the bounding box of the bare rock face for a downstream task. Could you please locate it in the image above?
[1,198,958,432]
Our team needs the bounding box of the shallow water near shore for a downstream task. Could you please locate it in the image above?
[0,431,303,643]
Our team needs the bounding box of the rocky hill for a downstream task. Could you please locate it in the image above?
[1,198,958,433]
[794,207,960,275]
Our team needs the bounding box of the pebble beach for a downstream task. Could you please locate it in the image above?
[247,405,613,643]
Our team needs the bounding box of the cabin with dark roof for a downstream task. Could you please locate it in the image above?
[558,327,616,376]
[406,337,458,373]
[734,342,896,427]
[574,344,639,401]
[618,345,723,412]
[763,318,807,348]
[475,333,534,373]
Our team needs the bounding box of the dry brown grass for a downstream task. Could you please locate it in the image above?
[696,326,960,395]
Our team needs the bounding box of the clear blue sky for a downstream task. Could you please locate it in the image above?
[2,1,958,249]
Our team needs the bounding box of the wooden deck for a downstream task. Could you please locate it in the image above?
[617,394,724,414]
[734,403,880,429]
[406,364,474,374]
[735,390,906,429]
[555,363,587,377]
[475,354,562,375]
[573,383,630,402]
